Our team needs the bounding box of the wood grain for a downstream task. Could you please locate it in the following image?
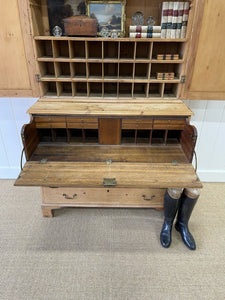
[28,100,193,117]
[41,187,164,208]
[99,119,121,145]
[15,161,202,189]
[183,0,225,100]
[0,0,31,92]
[21,118,39,160]
[180,124,197,163]
[30,144,189,164]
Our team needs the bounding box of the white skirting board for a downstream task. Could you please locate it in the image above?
[0,98,225,182]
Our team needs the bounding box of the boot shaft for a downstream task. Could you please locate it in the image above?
[176,193,198,224]
[164,190,181,221]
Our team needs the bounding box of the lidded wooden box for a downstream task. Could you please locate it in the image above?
[64,16,97,36]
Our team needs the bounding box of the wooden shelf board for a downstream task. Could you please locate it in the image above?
[41,75,56,81]
[27,99,193,117]
[30,144,189,164]
[164,94,177,99]
[37,56,54,61]
[88,76,103,80]
[150,78,180,83]
[59,92,73,97]
[103,93,118,98]
[135,58,151,62]
[37,58,184,64]
[151,59,184,64]
[54,56,70,60]
[34,36,188,42]
[104,76,118,81]
[118,93,132,98]
[71,58,86,61]
[118,58,134,62]
[40,96,186,102]
[89,93,102,98]
[103,58,119,62]
[149,94,161,98]
[71,77,87,81]
[87,57,102,61]
[40,78,180,84]
[133,94,147,98]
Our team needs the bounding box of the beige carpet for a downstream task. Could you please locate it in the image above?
[0,180,224,300]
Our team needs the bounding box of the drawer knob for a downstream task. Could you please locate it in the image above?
[142,195,155,201]
[62,193,77,200]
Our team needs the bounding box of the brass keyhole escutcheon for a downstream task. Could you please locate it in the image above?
[62,193,77,200]
[142,195,155,201]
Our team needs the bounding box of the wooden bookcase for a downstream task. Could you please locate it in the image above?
[15,0,203,217]
[36,37,185,99]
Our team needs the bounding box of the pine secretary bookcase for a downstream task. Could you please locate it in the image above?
[15,0,203,217]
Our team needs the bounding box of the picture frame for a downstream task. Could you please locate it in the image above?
[86,0,126,37]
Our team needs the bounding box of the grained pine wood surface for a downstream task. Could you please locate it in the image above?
[27,99,193,117]
[30,144,189,164]
[15,161,202,188]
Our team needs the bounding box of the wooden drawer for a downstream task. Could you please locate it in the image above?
[35,116,66,122]
[66,117,98,123]
[153,119,186,130]
[35,116,66,128]
[67,117,98,129]
[42,187,165,208]
[122,119,153,129]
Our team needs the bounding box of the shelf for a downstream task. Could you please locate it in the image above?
[34,36,188,42]
[27,99,193,117]
[30,144,188,163]
[37,58,184,64]
[35,38,185,99]
[151,59,184,64]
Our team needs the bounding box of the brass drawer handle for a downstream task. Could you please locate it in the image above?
[142,195,155,201]
[62,193,77,200]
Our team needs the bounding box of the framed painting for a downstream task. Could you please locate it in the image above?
[47,0,86,35]
[86,0,126,37]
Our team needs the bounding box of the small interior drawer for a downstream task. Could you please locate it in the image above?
[153,118,186,130]
[35,116,67,128]
[122,118,153,129]
[67,117,98,129]
[35,116,66,122]
[66,117,98,123]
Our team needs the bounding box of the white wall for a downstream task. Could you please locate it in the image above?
[0,98,225,181]
[0,98,38,179]
[184,100,225,182]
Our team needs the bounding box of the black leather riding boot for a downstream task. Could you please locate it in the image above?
[175,193,198,250]
[160,190,180,248]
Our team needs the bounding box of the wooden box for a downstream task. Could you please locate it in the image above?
[64,16,97,36]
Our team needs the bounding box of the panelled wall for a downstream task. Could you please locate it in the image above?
[0,98,225,181]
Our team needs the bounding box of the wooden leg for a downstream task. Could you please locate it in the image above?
[156,207,164,211]
[41,206,61,217]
